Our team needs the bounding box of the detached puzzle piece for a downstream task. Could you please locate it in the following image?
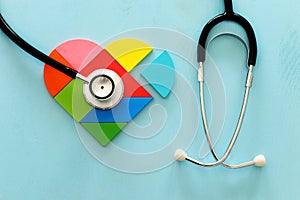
[141,51,175,98]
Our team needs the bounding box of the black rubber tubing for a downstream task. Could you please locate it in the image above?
[0,13,78,78]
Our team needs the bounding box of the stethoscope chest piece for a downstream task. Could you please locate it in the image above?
[83,69,124,110]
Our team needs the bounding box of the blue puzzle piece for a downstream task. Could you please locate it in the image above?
[141,51,175,98]
[80,97,153,123]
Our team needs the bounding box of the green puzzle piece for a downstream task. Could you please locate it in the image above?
[81,123,127,146]
[54,79,93,122]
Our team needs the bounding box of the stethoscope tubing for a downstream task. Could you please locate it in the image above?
[0,13,78,79]
[197,0,257,66]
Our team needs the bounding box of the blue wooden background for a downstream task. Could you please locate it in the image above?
[0,0,299,199]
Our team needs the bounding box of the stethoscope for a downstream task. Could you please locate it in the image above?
[0,0,266,169]
[174,0,266,168]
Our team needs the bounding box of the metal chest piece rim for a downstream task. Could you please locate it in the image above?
[83,69,124,110]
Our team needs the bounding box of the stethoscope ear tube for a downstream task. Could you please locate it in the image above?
[0,13,78,79]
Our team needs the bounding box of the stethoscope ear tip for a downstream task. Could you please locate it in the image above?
[253,154,266,167]
[174,149,187,161]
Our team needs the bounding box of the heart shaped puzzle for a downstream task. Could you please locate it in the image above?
[44,38,156,146]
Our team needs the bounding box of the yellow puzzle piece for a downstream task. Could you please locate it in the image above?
[105,38,153,72]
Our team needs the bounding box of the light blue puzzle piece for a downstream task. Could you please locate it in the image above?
[80,97,153,123]
[141,51,175,98]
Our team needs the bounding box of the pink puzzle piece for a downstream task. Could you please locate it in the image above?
[56,39,100,69]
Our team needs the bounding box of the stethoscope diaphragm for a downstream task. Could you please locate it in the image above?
[83,69,124,110]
